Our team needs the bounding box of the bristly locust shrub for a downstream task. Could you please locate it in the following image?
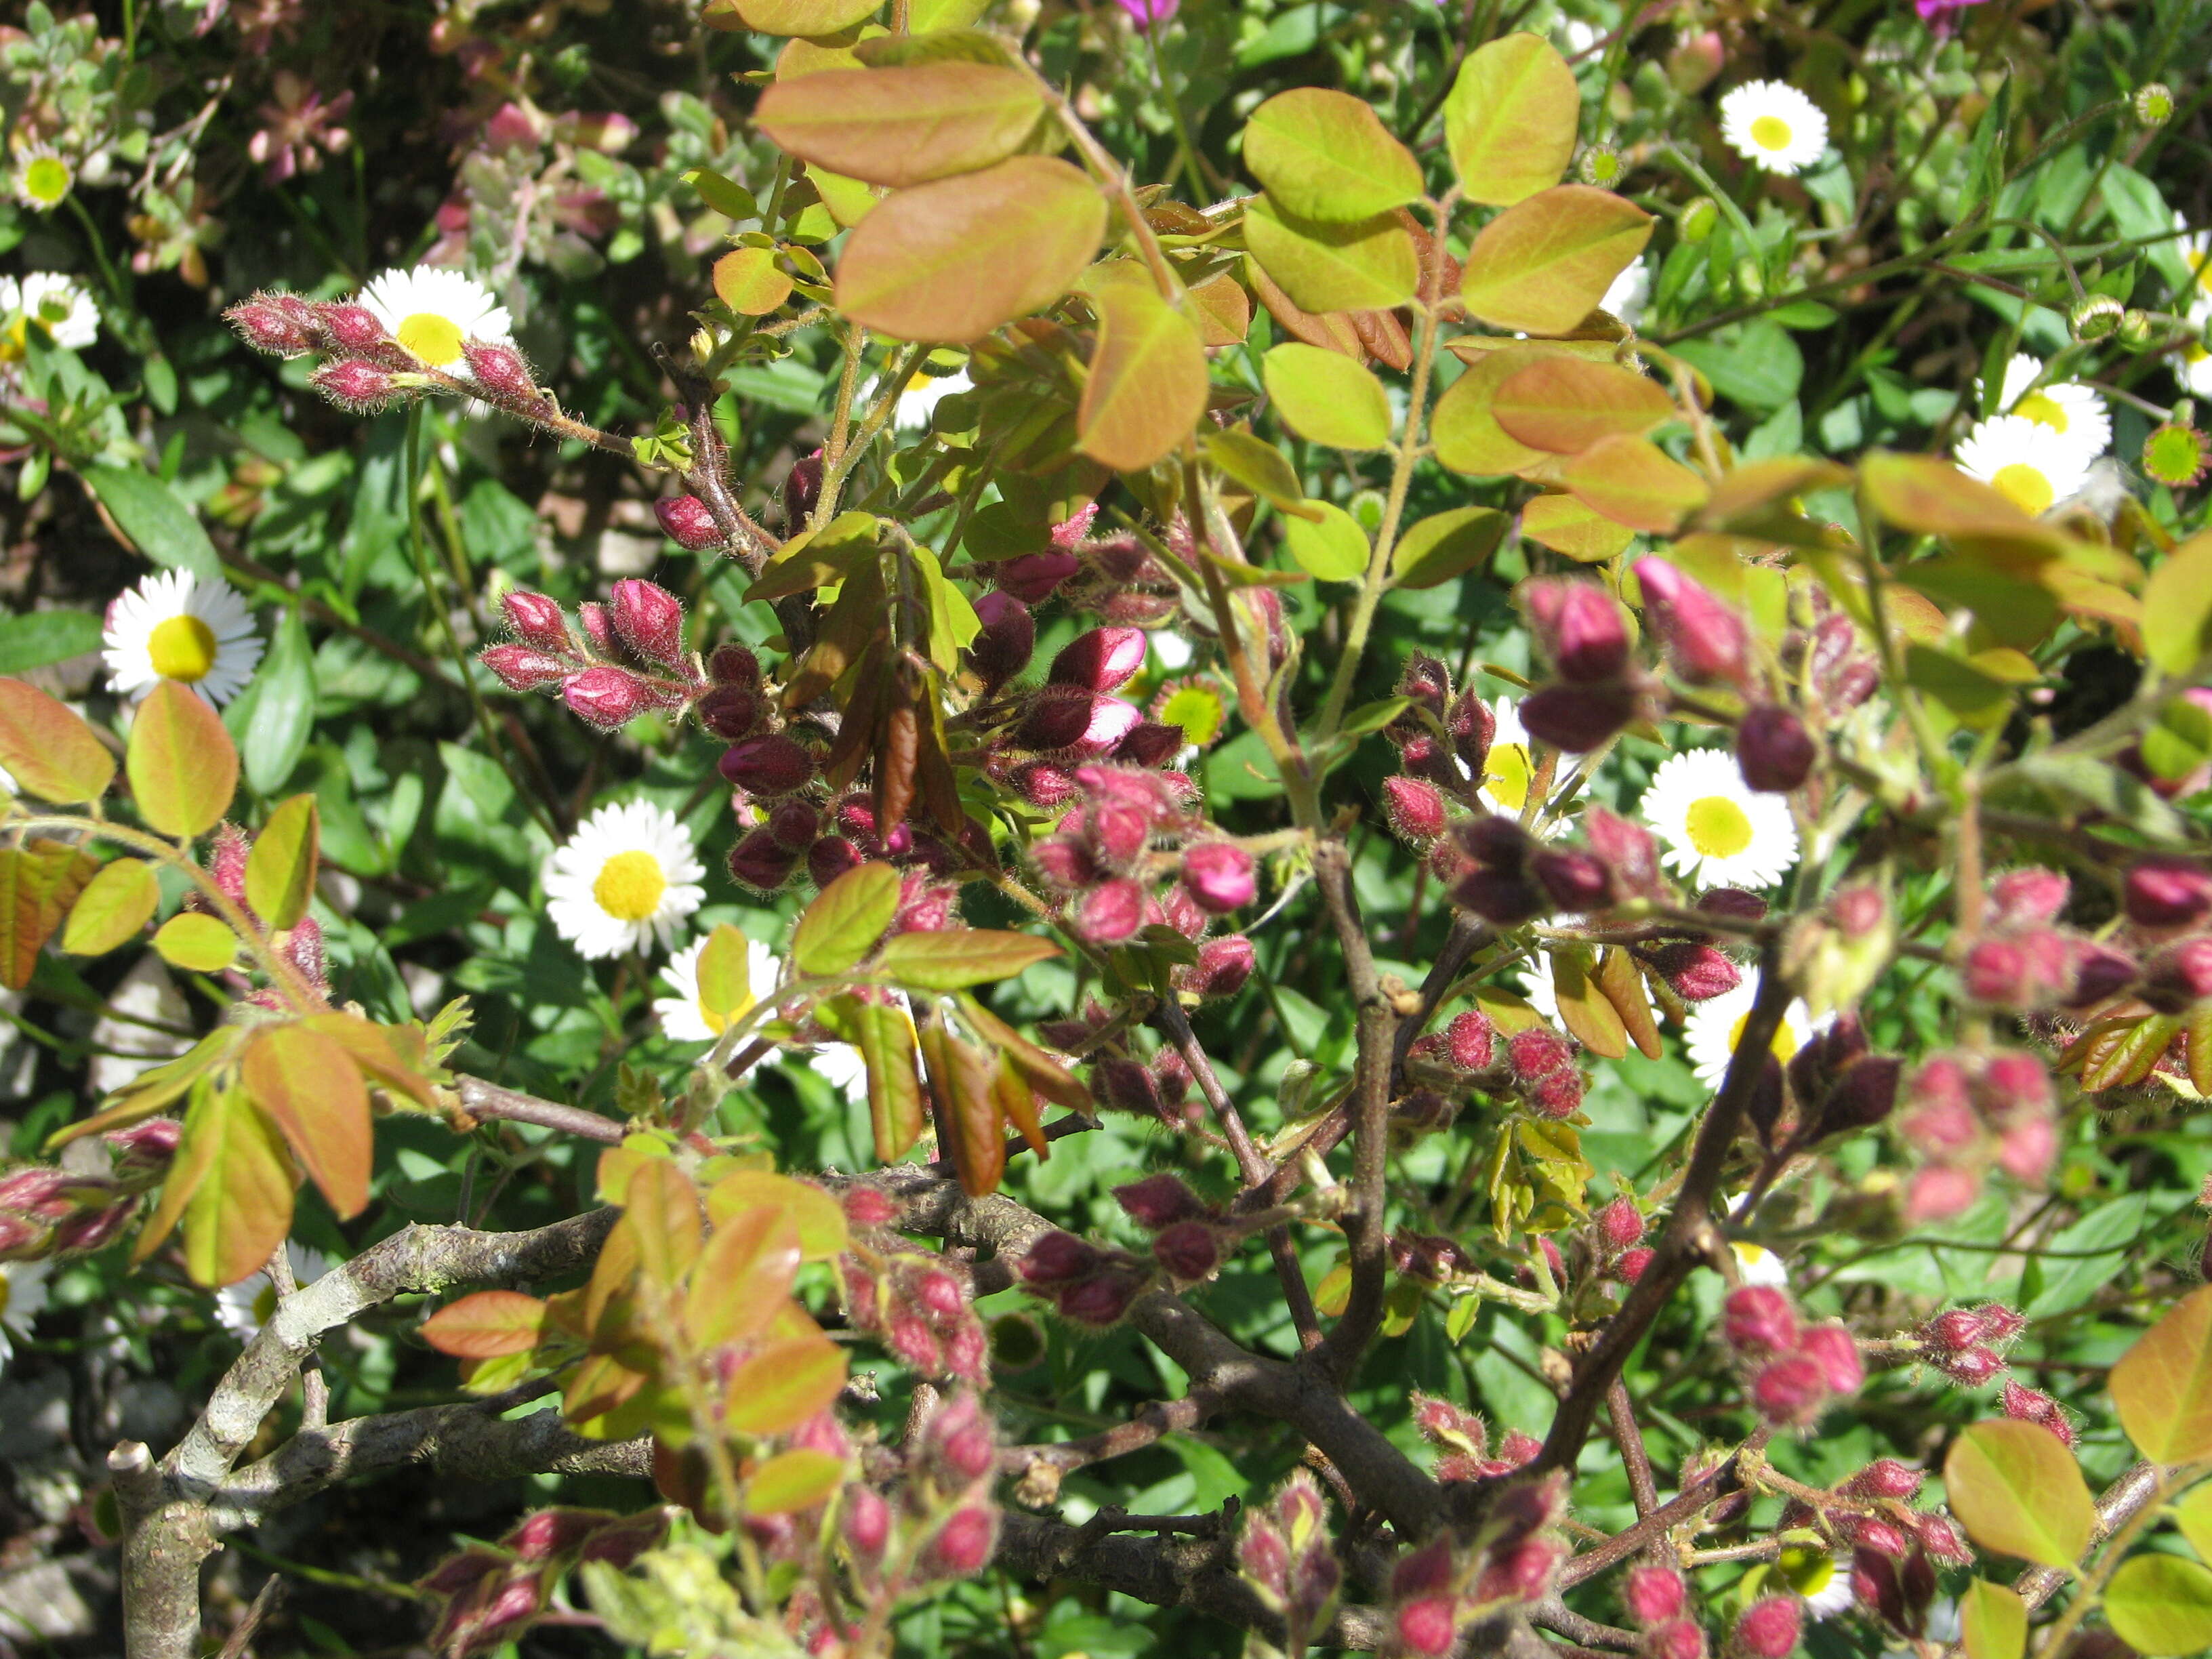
[11,3,2212,1657]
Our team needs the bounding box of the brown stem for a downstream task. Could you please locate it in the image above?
[1556,1427,1774,1589]
[454,1077,626,1144]
[1606,1378,1660,1519]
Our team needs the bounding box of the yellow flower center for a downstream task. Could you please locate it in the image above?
[1750,115,1793,152]
[1685,794,1753,859]
[147,614,218,683]
[22,156,70,207]
[0,1272,11,1319]
[1484,742,1534,812]
[1990,462,2054,516]
[0,318,25,363]
[1778,1546,1833,1597]
[593,850,666,922]
[1729,1009,1800,1063]
[905,371,937,394]
[2013,390,2069,434]
[397,311,464,365]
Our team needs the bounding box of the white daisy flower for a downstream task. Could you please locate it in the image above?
[655,929,780,1043]
[357,264,512,371]
[1718,81,1829,176]
[544,800,706,961]
[1994,354,2108,463]
[2181,327,2212,399]
[1557,17,1601,55]
[1954,413,2093,518]
[1780,1548,1856,1619]
[11,146,71,212]
[1476,697,1547,820]
[1637,747,1798,889]
[0,1258,50,1373]
[216,1242,327,1340]
[102,570,264,708]
[0,272,98,356]
[2181,224,2212,314]
[1685,980,1824,1092]
[1722,1191,1795,1287]
[811,1040,869,1102]
[1151,631,1195,672]
[1601,259,1651,329]
[894,365,972,430]
[1519,953,1560,1024]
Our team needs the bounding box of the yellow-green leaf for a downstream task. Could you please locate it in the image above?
[0,841,99,989]
[1391,506,1507,589]
[1204,428,1322,520]
[1242,87,1424,222]
[2106,1554,2212,1657]
[1282,501,1370,582]
[179,1086,295,1289]
[422,1290,548,1358]
[1432,345,1559,476]
[849,998,925,1163]
[623,1160,703,1290]
[0,678,115,804]
[745,1448,848,1515]
[2114,1283,2212,1462]
[152,912,239,973]
[127,679,238,840]
[244,1024,371,1219]
[713,247,795,315]
[684,1201,803,1349]
[878,928,1060,990]
[1263,343,1392,451]
[1859,451,2034,536]
[1076,266,1209,474]
[1444,33,1580,206]
[836,156,1107,343]
[1493,357,1675,453]
[245,794,319,931]
[792,861,901,975]
[1959,1580,2026,1659]
[1521,493,1635,561]
[716,0,881,35]
[2143,530,2212,676]
[1458,186,1653,335]
[704,1170,848,1259]
[755,62,1046,188]
[920,1021,1003,1197]
[62,857,159,956]
[1942,1420,2096,1569]
[1560,434,1710,533]
[1243,194,1419,314]
[2175,1479,2212,1563]
[696,922,758,1032]
[721,1334,848,1436]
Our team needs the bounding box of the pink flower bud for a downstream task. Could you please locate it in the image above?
[1477,1535,1565,1603]
[726,826,802,893]
[1992,867,2070,926]
[2001,1380,2075,1447]
[1181,935,1255,998]
[1115,1174,1204,1230]
[1732,1596,1800,1659]
[561,665,654,729]
[504,1509,607,1561]
[1925,1310,1986,1352]
[1153,1220,1220,1282]
[719,734,816,797]
[610,579,685,667]
[1396,1596,1459,1657]
[929,1505,997,1576]
[1050,627,1149,695]
[1646,1618,1707,1659]
[1913,1513,1972,1564]
[970,592,1035,689]
[1398,652,1451,716]
[1182,842,1256,914]
[316,302,390,352]
[462,339,537,401]
[1700,888,1768,922]
[1529,1069,1584,1118]
[2127,855,2212,928]
[312,359,405,411]
[1580,806,1661,899]
[1624,1565,1686,1626]
[502,590,571,652]
[1532,848,1614,912]
[226,295,316,356]
[1936,1345,2004,1387]
[844,1187,898,1228]
[710,643,761,688]
[843,1486,891,1559]
[697,684,763,741]
[1797,1324,1863,1394]
[1020,1231,1100,1286]
[1519,679,1639,752]
[1978,1304,2027,1344]
[1615,1246,1654,1282]
[1750,1353,1830,1425]
[1240,1519,1290,1594]
[998,551,1080,605]
[577,602,616,654]
[1507,1027,1575,1080]
[1087,802,1151,870]
[2068,943,2137,1008]
[1848,1517,1913,1560]
[1449,691,1496,775]
[1724,1286,1797,1354]
[1115,720,1184,766]
[1452,868,1551,926]
[939,1421,996,1481]
[1385,775,1450,845]
[655,494,722,551]
[2144,939,2212,1011]
[1075,878,1145,943]
[1595,1197,1644,1252]
[1994,1115,2056,1184]
[1736,705,1815,792]
[55,1203,131,1253]
[1979,1050,2053,1117]
[1904,1164,1980,1224]
[1057,1271,1139,1326]
[1446,1010,1497,1072]
[1525,578,1632,683]
[1646,942,1741,1002]
[1635,556,1748,685]
[104,1118,181,1180]
[1841,1458,1923,1500]
[1963,937,2051,1009]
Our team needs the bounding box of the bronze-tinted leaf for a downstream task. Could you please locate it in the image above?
[756,62,1047,188]
[1559,434,1710,533]
[713,247,796,315]
[1458,186,1653,335]
[422,1290,549,1358]
[2113,1283,2212,1462]
[0,678,115,804]
[180,1086,296,1289]
[878,928,1061,990]
[243,1025,371,1218]
[1942,1420,2095,1568]
[1521,492,1635,561]
[684,1202,804,1349]
[60,857,159,957]
[715,0,881,34]
[704,1170,848,1259]
[721,1334,848,1436]
[127,679,239,840]
[1444,33,1580,206]
[849,998,926,1162]
[1242,87,1424,222]
[792,861,901,976]
[0,840,99,989]
[745,1448,848,1515]
[1243,194,1419,314]
[920,1021,1004,1197]
[1493,357,1675,453]
[624,1160,704,1290]
[1076,266,1209,474]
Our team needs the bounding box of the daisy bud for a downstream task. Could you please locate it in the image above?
[1732,1597,1800,1659]
[1532,848,1614,912]
[697,684,763,741]
[1076,878,1146,944]
[501,590,571,652]
[2001,1381,2075,1447]
[226,295,316,356]
[1595,1197,1644,1252]
[1614,1246,1654,1282]
[1624,1566,1687,1626]
[1183,842,1256,914]
[1750,1353,1830,1425]
[2135,82,2176,127]
[1735,705,1815,792]
[2142,939,2212,1011]
[2067,943,2137,1008]
[1635,556,1748,686]
[1050,627,1149,695]
[997,550,1080,605]
[654,494,723,551]
[1182,935,1256,998]
[1114,1174,1204,1230]
[1645,942,1740,1002]
[1797,1324,1864,1394]
[1936,1344,2004,1387]
[562,665,653,729]
[480,644,570,691]
[1446,1010,1497,1072]
[726,826,802,893]
[316,302,391,352]
[1724,1286,1798,1355]
[1519,679,1639,752]
[610,579,686,667]
[1992,867,2070,926]
[2070,293,2124,343]
[1153,1220,1220,1282]
[1584,806,1662,898]
[1841,1458,1923,1500]
[1530,1069,1585,1118]
[1448,691,1496,775]
[462,338,537,401]
[928,1506,997,1577]
[1645,1618,1707,1659]
[2125,854,2212,928]
[1508,1027,1575,1079]
[1057,1271,1139,1326]
[1115,720,1184,766]
[312,359,405,411]
[719,734,817,798]
[1525,578,1632,683]
[969,592,1034,690]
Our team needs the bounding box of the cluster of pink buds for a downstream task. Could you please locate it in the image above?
[480,583,703,732]
[1404,1006,1586,1122]
[1017,1227,1146,1326]
[1113,1172,1231,1284]
[201,821,331,1005]
[1773,1015,1901,1152]
[1775,1460,1968,1576]
[0,1121,177,1260]
[1410,1393,1540,1483]
[1442,814,1614,926]
[1959,867,2142,1013]
[989,624,1185,773]
[1896,1047,2057,1221]
[838,1244,989,1385]
[418,1507,664,1658]
[902,1392,1004,1583]
[1588,1194,1652,1285]
[1517,577,1647,754]
[1721,1286,1864,1427]
[225,289,542,419]
[1052,1012,1204,1129]
[1621,1563,1702,1659]
[1387,1473,1568,1654]
[1777,583,1881,721]
[1235,1471,1342,1656]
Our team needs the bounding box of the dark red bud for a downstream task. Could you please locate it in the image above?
[1507,1027,1575,1079]
[726,826,802,893]
[316,302,390,352]
[719,733,817,797]
[783,450,822,529]
[1057,1271,1139,1326]
[2143,939,2212,1011]
[843,1485,891,1558]
[1992,867,2069,926]
[1797,1324,1864,1393]
[697,683,763,741]
[1526,578,1632,682]
[226,296,316,356]
[1114,1174,1205,1230]
[2125,855,2212,928]
[1645,941,1740,1002]
[1723,1285,1797,1354]
[1446,1010,1496,1071]
[970,592,1035,689]
[1624,1565,1686,1626]
[1733,1596,1801,1659]
[1750,1353,1830,1426]
[928,1505,996,1576]
[1450,869,1549,926]
[562,665,654,729]
[577,602,616,654]
[1595,1196,1644,1251]
[1385,775,1449,845]
[708,643,761,688]
[1614,1246,1654,1282]
[1050,628,1149,695]
[1736,705,1816,792]
[1114,721,1185,767]
[1020,1230,1100,1286]
[1075,878,1146,943]
[1532,848,1614,912]
[609,579,686,667]
[1181,935,1255,998]
[655,494,723,551]
[1528,1069,1583,1118]
[768,798,820,853]
[808,836,863,889]
[1519,679,1638,752]
[502,590,571,652]
[1153,1220,1219,1282]
[997,551,1080,605]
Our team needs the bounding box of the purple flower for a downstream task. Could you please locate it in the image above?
[1914,0,1988,18]
[1115,0,1179,22]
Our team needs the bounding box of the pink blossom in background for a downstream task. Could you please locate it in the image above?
[1115,0,1179,23]
[1915,0,1989,19]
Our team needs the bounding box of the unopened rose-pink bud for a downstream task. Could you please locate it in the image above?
[226,295,316,356]
[1936,1344,2004,1387]
[1526,578,1632,683]
[1750,1353,1830,1425]
[697,684,762,741]
[1994,1115,2056,1184]
[1182,935,1255,998]
[1182,842,1256,914]
[562,665,653,729]
[1645,942,1740,1002]
[1385,775,1450,846]
[1076,878,1146,943]
[1904,1164,1980,1224]
[1021,1231,1100,1287]
[1519,680,1639,753]
[1153,1220,1220,1282]
[1451,867,1550,926]
[1647,1618,1707,1659]
[462,339,537,401]
[1047,628,1147,697]
[844,1187,898,1228]
[1595,1197,1644,1252]
[1635,556,1748,685]
[1396,1597,1459,1658]
[2125,855,2212,928]
[970,592,1035,689]
[726,827,802,893]
[1797,1324,1863,1394]
[480,644,569,692]
[1446,1010,1497,1072]
[1615,1246,1654,1282]
[655,494,723,551]
[1923,1309,1984,1351]
[1624,1565,1686,1626]
[316,302,391,352]
[930,1506,997,1576]
[2143,939,2212,1011]
[1448,691,1496,775]
[998,551,1080,605]
[720,734,816,798]
[2001,1380,2074,1446]
[1841,1458,1923,1500]
[1736,705,1815,792]
[1532,848,1614,912]
[843,1486,891,1559]
[1992,867,2070,926]
[1115,1173,1204,1230]
[1724,1286,1797,1354]
[1584,806,1662,899]
[577,602,616,655]
[1058,1271,1139,1326]
[1530,1069,1583,1118]
[502,590,571,652]
[610,579,686,667]
[312,359,404,411]
[1732,1596,1800,1659]
[1507,1027,1575,1080]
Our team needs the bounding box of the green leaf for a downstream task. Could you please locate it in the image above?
[1242,87,1424,222]
[2143,531,2212,676]
[244,1023,370,1218]
[846,998,925,1163]
[1076,264,1210,474]
[245,794,319,932]
[745,1448,847,1515]
[82,464,222,581]
[0,609,102,674]
[1391,506,1509,589]
[1671,321,1805,417]
[755,62,1048,189]
[2141,693,2212,782]
[2114,1284,2212,1463]
[2175,1479,2212,1563]
[681,167,758,221]
[1243,194,1419,314]
[179,1086,295,1289]
[1942,1420,2096,1568]
[696,922,757,1032]
[714,0,882,35]
[713,247,794,316]
[1262,344,1392,450]
[792,861,901,975]
[1339,697,1412,737]
[128,679,239,839]
[238,605,314,798]
[0,677,115,804]
[1457,186,1652,335]
[152,912,241,973]
[1204,428,1322,520]
[62,857,159,956]
[2105,1555,2212,1657]
[1959,1580,2026,1659]
[421,1290,550,1358]
[1282,501,1370,581]
[1522,492,1635,561]
[2021,1193,2146,1319]
[878,928,1060,989]
[720,1334,848,1435]
[1443,32,1580,206]
[0,840,99,989]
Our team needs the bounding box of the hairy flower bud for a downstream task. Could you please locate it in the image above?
[1532,849,1614,913]
[316,302,392,352]
[610,579,685,668]
[1736,705,1815,792]
[783,449,823,529]
[562,665,654,729]
[312,359,405,411]
[1723,1286,1797,1355]
[1992,867,2070,926]
[1507,1027,1575,1080]
[226,294,316,356]
[1529,1068,1584,1119]
[1183,842,1256,914]
[1058,1271,1140,1326]
[970,592,1036,690]
[1153,1220,1220,1282]
[1448,691,1496,777]
[1021,1231,1100,1287]
[1115,720,1184,767]
[1115,1174,1205,1231]
[1615,1246,1654,1282]
[1585,806,1662,899]
[697,684,763,741]
[1732,1596,1801,1659]
[1050,628,1149,695]
[1750,1353,1830,1425]
[998,551,1080,605]
[1526,579,1632,683]
[1452,868,1550,926]
[1936,1344,2005,1387]
[726,826,801,893]
[1646,1618,1707,1659]
[2001,1380,2075,1446]
[654,494,722,551]
[501,590,571,653]
[1595,1196,1644,1252]
[843,1485,891,1560]
[2067,943,2137,1009]
[1076,878,1146,944]
[1797,1324,1864,1394]
[2126,855,2212,928]
[720,734,817,798]
[1645,942,1740,1002]
[768,798,820,853]
[1842,1459,1923,1500]
[1385,775,1450,846]
[1182,935,1256,998]
[2142,939,2212,1012]
[462,339,537,401]
[480,644,570,692]
[1624,1566,1686,1626]
[1396,1596,1460,1658]
[928,1505,997,1576]
[1446,1010,1497,1072]
[1519,679,1639,752]
[1635,556,1748,685]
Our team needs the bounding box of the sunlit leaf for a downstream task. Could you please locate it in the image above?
[244,1024,371,1218]
[792,861,901,975]
[128,679,239,840]
[1076,265,1210,473]
[180,1086,295,1289]
[2142,529,2212,676]
[1282,501,1370,581]
[745,1448,848,1515]
[684,1202,803,1349]
[1243,194,1419,314]
[1444,33,1580,206]
[1559,434,1710,533]
[920,1021,1004,1197]
[1942,1420,2095,1568]
[2114,1283,2212,1462]
[1242,87,1424,222]
[1391,507,1507,589]
[245,794,319,932]
[0,840,99,989]
[1494,357,1675,453]
[721,1334,848,1436]
[756,62,1046,188]
[849,998,926,1163]
[422,1290,549,1358]
[2105,1554,2212,1657]
[704,1170,848,1259]
[1521,492,1635,561]
[1263,344,1392,451]
[60,857,159,956]
[0,678,115,804]
[878,928,1060,990]
[1959,1580,2026,1659]
[1458,186,1652,335]
[713,247,795,315]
